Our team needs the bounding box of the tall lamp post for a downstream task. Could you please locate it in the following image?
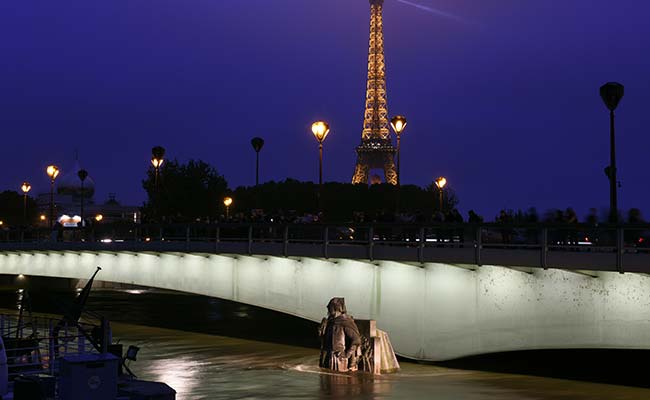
[151,146,165,221]
[223,197,233,220]
[251,137,264,186]
[20,182,31,226]
[600,82,624,223]
[151,146,165,191]
[434,176,447,212]
[311,121,330,209]
[78,169,88,229]
[390,115,407,186]
[46,165,60,229]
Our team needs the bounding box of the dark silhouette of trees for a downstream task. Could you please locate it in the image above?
[142,159,228,222]
[232,178,318,216]
[0,190,38,227]
[424,183,459,213]
[231,181,459,222]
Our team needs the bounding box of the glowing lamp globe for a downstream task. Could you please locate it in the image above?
[46,165,60,180]
[311,121,330,143]
[151,146,166,168]
[390,115,407,136]
[434,177,447,189]
[21,182,31,194]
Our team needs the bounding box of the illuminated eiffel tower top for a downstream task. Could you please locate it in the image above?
[362,0,390,141]
[352,0,397,185]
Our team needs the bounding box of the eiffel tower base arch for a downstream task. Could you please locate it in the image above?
[352,150,397,185]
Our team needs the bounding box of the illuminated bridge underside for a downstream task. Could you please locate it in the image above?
[1,251,649,361]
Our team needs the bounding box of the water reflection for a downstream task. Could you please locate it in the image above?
[148,357,204,398]
[125,289,147,295]
[318,373,391,399]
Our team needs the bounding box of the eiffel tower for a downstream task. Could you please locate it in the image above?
[351,0,397,185]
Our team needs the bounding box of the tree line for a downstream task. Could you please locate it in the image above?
[7,158,644,226]
[141,159,458,223]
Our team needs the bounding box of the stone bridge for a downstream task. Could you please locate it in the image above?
[1,239,649,361]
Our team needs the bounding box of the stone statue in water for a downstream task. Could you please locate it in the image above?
[318,298,362,372]
[319,297,401,374]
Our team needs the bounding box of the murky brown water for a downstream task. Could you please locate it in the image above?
[112,323,650,400]
[1,284,649,399]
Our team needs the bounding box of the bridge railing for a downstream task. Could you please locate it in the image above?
[1,222,650,273]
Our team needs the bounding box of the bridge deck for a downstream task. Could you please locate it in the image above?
[1,224,650,361]
[1,222,649,273]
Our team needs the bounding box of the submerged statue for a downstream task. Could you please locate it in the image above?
[318,297,400,374]
[318,298,362,372]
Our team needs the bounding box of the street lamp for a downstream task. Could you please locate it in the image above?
[20,182,31,225]
[390,115,407,186]
[312,121,330,186]
[223,197,233,220]
[46,165,60,229]
[151,146,165,190]
[95,214,103,222]
[600,82,624,223]
[78,169,88,229]
[151,146,165,222]
[434,176,447,212]
[251,137,265,186]
[312,121,330,208]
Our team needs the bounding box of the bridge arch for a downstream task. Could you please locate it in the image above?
[1,250,650,361]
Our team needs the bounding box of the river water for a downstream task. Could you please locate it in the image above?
[2,286,649,399]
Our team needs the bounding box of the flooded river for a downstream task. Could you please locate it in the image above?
[110,323,650,400]
[1,285,649,399]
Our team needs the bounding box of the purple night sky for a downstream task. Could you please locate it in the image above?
[1,0,649,219]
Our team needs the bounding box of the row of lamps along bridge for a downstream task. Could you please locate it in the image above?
[19,79,624,226]
[147,117,448,218]
[306,82,622,218]
[17,165,104,229]
[17,151,232,228]
[16,114,450,227]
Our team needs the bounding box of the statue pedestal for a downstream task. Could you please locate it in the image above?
[356,320,400,374]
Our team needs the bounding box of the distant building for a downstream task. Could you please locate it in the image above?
[37,159,140,227]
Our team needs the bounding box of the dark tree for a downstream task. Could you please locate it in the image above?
[142,159,228,222]
[231,180,459,222]
[425,183,459,214]
[0,190,38,227]
[233,179,318,216]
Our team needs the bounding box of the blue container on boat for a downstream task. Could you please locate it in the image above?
[58,353,118,400]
